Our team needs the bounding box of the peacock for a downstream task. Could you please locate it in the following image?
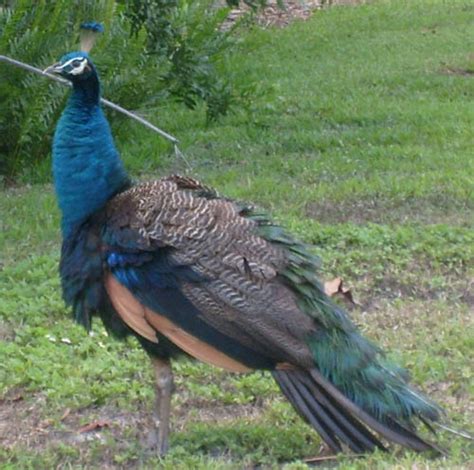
[43,23,443,456]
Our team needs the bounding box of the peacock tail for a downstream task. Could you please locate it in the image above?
[252,208,440,423]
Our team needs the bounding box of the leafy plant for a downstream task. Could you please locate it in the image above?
[0,0,251,180]
[0,0,121,179]
[124,0,236,122]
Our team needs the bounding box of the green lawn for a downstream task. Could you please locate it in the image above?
[1,0,473,468]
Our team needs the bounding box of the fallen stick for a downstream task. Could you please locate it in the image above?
[0,54,179,145]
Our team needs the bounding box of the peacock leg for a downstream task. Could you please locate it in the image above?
[147,356,174,456]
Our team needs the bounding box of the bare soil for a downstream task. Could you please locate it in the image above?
[224,0,368,30]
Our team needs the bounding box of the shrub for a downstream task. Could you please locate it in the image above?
[0,0,244,180]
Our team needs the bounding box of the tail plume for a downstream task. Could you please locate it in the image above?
[272,368,443,454]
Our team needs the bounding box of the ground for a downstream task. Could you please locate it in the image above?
[1,0,473,468]
[224,0,367,29]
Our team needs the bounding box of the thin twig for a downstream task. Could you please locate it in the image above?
[303,453,364,463]
[0,54,179,144]
[435,422,474,441]
[101,98,179,144]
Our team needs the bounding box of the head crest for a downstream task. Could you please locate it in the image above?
[79,22,104,53]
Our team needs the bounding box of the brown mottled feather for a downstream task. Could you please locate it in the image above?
[106,175,316,368]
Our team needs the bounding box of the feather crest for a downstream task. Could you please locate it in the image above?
[80,21,104,53]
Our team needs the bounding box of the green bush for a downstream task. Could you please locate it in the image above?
[124,0,236,120]
[0,0,246,180]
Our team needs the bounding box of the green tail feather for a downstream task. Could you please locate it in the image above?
[251,210,441,428]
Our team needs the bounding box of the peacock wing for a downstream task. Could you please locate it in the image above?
[102,175,317,371]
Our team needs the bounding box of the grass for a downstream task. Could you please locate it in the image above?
[1,0,473,468]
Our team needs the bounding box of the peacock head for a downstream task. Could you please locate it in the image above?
[44,22,104,83]
[44,52,96,83]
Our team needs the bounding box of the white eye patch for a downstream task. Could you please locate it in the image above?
[59,57,88,75]
[70,58,88,75]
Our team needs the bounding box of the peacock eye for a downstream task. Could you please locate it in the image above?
[72,59,82,67]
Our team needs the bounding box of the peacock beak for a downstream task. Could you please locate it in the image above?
[43,62,63,75]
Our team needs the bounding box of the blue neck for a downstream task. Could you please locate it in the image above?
[53,72,130,236]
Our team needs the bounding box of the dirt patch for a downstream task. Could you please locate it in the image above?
[339,270,474,313]
[370,275,473,309]
[174,400,266,431]
[0,390,49,450]
[0,389,267,454]
[223,0,367,30]
[0,320,15,341]
[225,1,320,29]
[305,194,473,225]
[441,66,474,77]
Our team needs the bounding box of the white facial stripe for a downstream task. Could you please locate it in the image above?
[58,57,88,75]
